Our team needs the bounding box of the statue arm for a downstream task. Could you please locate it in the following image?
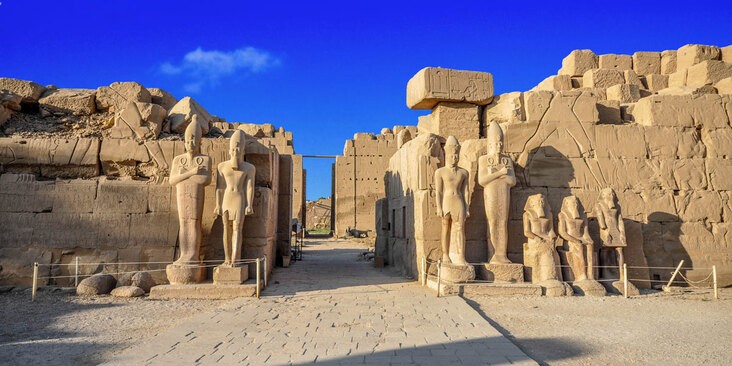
[523,212,535,239]
[504,164,517,187]
[214,168,224,214]
[557,214,577,242]
[463,172,471,211]
[478,166,507,186]
[434,171,444,216]
[618,213,626,237]
[547,212,558,244]
[595,206,607,230]
[168,159,196,186]
[245,168,255,215]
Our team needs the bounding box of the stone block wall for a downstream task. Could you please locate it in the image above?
[381,44,732,287]
[334,126,415,236]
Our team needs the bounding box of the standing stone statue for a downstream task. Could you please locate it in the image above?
[523,193,571,296]
[558,195,605,296]
[434,136,475,282]
[478,121,516,264]
[213,130,256,285]
[595,188,637,295]
[166,116,212,285]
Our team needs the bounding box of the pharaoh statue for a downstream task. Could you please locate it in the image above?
[594,188,637,295]
[434,136,475,282]
[397,128,412,149]
[523,193,571,296]
[558,196,606,296]
[478,121,516,264]
[166,116,212,285]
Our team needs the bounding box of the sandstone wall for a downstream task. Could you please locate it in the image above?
[0,79,298,285]
[305,197,331,229]
[381,44,732,287]
[334,126,415,237]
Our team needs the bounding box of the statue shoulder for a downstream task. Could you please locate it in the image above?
[500,155,514,165]
[477,155,489,165]
[241,161,256,173]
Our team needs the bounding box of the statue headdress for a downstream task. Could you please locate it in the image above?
[486,121,504,144]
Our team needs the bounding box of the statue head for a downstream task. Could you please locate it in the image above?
[486,121,504,156]
[561,195,582,219]
[184,115,202,155]
[444,136,460,168]
[525,193,548,218]
[599,188,617,207]
[229,130,246,162]
[397,129,412,148]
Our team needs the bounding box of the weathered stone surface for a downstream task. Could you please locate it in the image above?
[477,263,524,283]
[632,52,661,75]
[661,50,677,74]
[439,262,476,283]
[147,88,177,111]
[674,159,707,190]
[624,70,644,87]
[39,88,96,115]
[130,271,156,292]
[606,84,640,103]
[644,74,669,92]
[213,266,248,285]
[583,69,624,88]
[76,274,117,296]
[599,54,632,71]
[0,105,11,126]
[523,90,553,123]
[597,100,622,124]
[1,90,23,112]
[0,137,100,178]
[722,45,732,63]
[595,125,646,158]
[559,50,598,77]
[716,77,732,94]
[677,44,721,70]
[668,69,687,88]
[96,82,152,112]
[675,190,722,222]
[167,96,212,134]
[149,283,257,300]
[111,286,144,297]
[702,128,732,157]
[165,264,205,285]
[572,279,606,297]
[535,75,571,91]
[109,102,164,139]
[0,78,45,103]
[406,67,494,109]
[425,102,480,142]
[634,94,729,128]
[708,158,732,190]
[482,92,524,126]
[686,60,732,87]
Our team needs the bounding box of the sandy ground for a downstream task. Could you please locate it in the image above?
[0,287,221,365]
[466,288,732,365]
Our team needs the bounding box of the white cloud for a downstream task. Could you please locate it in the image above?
[160,46,280,92]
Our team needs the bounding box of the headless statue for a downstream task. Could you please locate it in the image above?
[214,130,256,267]
[434,136,470,265]
[169,117,212,265]
[558,195,594,281]
[595,188,627,280]
[523,193,559,283]
[478,121,516,264]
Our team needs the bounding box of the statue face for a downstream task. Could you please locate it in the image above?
[532,196,546,216]
[184,134,198,154]
[446,148,458,167]
[601,189,615,203]
[487,140,503,155]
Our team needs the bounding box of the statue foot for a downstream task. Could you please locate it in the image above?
[441,255,451,264]
[489,256,512,265]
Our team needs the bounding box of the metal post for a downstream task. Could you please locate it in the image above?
[263,256,268,288]
[623,263,628,299]
[256,258,261,299]
[32,262,39,302]
[74,256,79,287]
[713,265,718,301]
[666,260,685,288]
[436,259,442,298]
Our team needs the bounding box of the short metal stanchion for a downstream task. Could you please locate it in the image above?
[666,260,684,288]
[713,265,718,300]
[436,259,442,298]
[74,257,79,287]
[623,263,628,299]
[256,258,261,299]
[263,256,268,288]
[32,262,39,302]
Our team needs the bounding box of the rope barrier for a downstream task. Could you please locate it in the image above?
[36,258,262,267]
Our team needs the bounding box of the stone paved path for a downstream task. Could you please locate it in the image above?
[105,239,535,365]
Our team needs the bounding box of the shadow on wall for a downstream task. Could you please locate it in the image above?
[643,212,692,285]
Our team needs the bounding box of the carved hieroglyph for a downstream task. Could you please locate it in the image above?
[478,122,516,264]
[434,136,471,266]
[407,67,494,110]
[166,116,212,284]
[215,130,256,267]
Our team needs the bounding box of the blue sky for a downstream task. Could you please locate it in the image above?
[1,1,731,200]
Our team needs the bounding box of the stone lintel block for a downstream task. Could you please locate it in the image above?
[534,75,572,92]
[429,102,480,141]
[632,51,661,75]
[406,67,494,110]
[598,54,633,71]
[477,263,525,283]
[558,50,599,77]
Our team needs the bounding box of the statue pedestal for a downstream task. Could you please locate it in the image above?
[477,263,524,283]
[571,279,606,297]
[607,280,640,296]
[440,262,476,283]
[213,265,248,285]
[166,263,205,285]
[539,279,573,297]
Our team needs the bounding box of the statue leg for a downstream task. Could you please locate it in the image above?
[232,217,245,266]
[616,247,625,279]
[176,219,195,264]
[585,243,595,280]
[222,212,232,266]
[441,214,452,263]
[192,219,202,263]
[452,213,467,265]
[569,241,587,281]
